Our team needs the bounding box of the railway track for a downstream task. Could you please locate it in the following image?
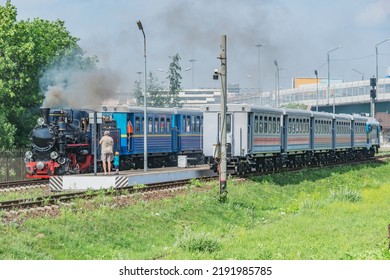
[1,154,389,212]
[0,179,49,194]
[0,177,214,211]
[0,179,49,189]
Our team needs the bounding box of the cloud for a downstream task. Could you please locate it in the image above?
[356,0,390,26]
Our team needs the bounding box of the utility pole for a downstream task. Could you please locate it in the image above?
[219,35,227,201]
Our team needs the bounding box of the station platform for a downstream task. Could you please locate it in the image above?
[49,165,216,191]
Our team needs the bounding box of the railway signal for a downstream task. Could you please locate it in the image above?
[370,76,377,117]
[370,88,377,99]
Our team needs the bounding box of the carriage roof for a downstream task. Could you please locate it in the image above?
[83,104,200,115]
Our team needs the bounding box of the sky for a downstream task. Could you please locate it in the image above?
[2,0,390,93]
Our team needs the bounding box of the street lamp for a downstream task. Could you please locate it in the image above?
[137,20,148,172]
[327,46,342,113]
[188,59,198,88]
[315,69,319,112]
[274,59,279,107]
[375,38,390,88]
[273,60,286,107]
[254,44,265,105]
[352,68,364,80]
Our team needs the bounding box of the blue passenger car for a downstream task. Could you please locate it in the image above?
[95,105,203,169]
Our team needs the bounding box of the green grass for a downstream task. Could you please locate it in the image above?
[1,161,390,260]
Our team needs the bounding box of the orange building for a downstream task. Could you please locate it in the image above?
[293,77,343,88]
[293,77,320,88]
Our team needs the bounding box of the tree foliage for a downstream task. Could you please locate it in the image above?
[132,54,183,108]
[0,110,16,151]
[147,72,166,107]
[283,103,311,110]
[167,53,182,107]
[133,79,143,105]
[0,0,96,148]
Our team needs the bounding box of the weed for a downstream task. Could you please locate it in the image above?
[132,183,146,189]
[176,231,221,253]
[301,200,325,209]
[329,187,362,203]
[189,178,203,188]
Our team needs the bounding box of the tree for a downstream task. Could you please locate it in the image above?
[0,0,97,147]
[167,53,182,107]
[134,72,170,107]
[133,79,143,105]
[133,54,182,108]
[0,110,16,152]
[284,103,311,110]
[147,72,166,107]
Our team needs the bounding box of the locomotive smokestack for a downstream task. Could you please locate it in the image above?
[40,107,50,124]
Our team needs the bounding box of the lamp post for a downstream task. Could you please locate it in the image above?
[188,59,198,88]
[274,59,279,107]
[254,44,264,105]
[352,68,364,80]
[137,20,148,172]
[375,38,390,89]
[315,69,319,112]
[273,60,286,107]
[327,46,342,113]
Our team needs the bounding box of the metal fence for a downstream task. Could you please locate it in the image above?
[0,148,28,182]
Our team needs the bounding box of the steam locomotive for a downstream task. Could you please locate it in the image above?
[25,108,93,178]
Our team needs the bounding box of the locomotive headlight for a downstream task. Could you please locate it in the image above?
[25,151,33,159]
[58,157,66,165]
[36,161,45,170]
[37,117,45,126]
[50,151,59,160]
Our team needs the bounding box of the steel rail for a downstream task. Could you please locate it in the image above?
[0,179,49,189]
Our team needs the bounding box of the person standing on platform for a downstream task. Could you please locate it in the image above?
[114,151,120,174]
[99,131,114,175]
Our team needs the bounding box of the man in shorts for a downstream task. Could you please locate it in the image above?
[99,130,114,175]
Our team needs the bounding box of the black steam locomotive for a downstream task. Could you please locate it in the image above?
[25,108,93,178]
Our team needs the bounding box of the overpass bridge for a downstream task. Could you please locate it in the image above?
[230,78,390,116]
